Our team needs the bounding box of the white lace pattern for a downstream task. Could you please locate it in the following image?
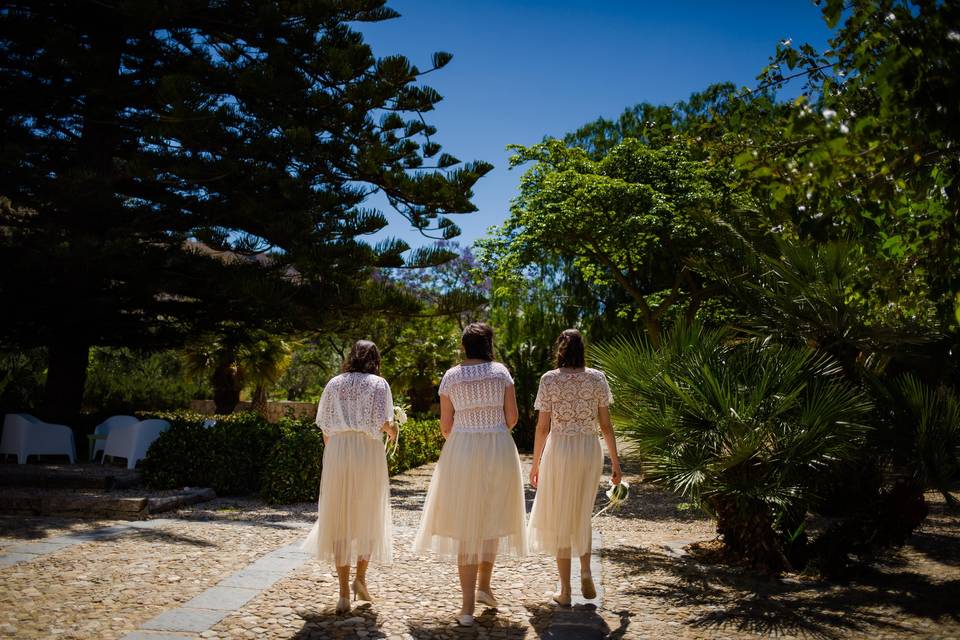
[316,372,393,438]
[534,368,613,436]
[439,362,514,433]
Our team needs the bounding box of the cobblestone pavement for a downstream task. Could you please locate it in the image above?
[1,455,958,639]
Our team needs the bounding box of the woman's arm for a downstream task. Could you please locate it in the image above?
[381,421,397,442]
[598,405,622,485]
[530,409,551,488]
[439,394,454,439]
[503,385,519,429]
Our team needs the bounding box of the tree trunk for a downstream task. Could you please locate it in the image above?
[251,384,269,417]
[212,362,242,414]
[43,340,90,424]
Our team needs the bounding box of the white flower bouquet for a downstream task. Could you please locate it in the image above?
[593,480,630,518]
[387,404,408,458]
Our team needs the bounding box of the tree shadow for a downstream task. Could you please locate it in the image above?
[406,610,527,639]
[121,527,218,547]
[904,530,960,567]
[292,603,387,639]
[603,543,960,639]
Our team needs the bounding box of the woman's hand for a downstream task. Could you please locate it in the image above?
[530,464,539,488]
[611,462,622,486]
[386,424,398,443]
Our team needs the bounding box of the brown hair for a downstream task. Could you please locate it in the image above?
[555,329,585,368]
[343,340,381,375]
[461,322,494,361]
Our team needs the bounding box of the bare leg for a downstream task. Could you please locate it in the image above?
[457,560,478,616]
[335,564,351,601]
[477,538,498,595]
[554,547,572,605]
[580,536,596,599]
[355,556,369,584]
[579,552,591,576]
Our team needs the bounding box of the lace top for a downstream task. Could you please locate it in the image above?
[534,368,613,436]
[316,372,393,439]
[439,361,514,433]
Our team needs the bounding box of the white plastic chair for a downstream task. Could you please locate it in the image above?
[91,415,139,461]
[0,413,76,464]
[101,419,171,470]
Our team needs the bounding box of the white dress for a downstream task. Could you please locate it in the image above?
[301,372,393,565]
[412,361,527,563]
[527,368,612,558]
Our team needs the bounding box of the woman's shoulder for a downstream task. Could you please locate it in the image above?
[585,367,606,378]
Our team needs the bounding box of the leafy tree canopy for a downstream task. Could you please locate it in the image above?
[0,0,491,418]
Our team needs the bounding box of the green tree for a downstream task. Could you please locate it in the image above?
[731,0,960,323]
[0,1,491,421]
[480,138,733,343]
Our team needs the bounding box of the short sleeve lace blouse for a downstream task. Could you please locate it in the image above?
[439,361,514,433]
[316,372,393,438]
[534,368,613,435]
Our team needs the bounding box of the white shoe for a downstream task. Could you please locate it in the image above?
[456,614,474,627]
[476,589,498,607]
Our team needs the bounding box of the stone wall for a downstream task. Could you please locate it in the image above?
[188,400,316,423]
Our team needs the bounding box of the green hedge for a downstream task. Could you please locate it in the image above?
[141,411,444,504]
[260,418,325,504]
[388,417,445,476]
[139,411,280,495]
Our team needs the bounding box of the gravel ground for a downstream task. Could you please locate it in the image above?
[1,451,958,639]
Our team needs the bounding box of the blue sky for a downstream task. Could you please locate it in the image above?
[360,1,835,251]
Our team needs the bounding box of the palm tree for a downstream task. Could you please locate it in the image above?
[593,322,872,572]
[182,327,294,415]
[895,374,960,507]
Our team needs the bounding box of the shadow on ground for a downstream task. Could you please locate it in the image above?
[407,609,527,639]
[603,542,960,640]
[293,603,388,639]
[525,602,618,638]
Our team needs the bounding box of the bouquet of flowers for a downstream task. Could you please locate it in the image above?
[593,480,630,518]
[387,404,408,458]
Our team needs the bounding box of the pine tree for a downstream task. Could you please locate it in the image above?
[0,1,491,420]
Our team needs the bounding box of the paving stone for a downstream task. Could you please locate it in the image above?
[218,569,285,590]
[0,552,38,567]
[184,586,261,610]
[141,607,229,632]
[245,554,305,573]
[6,540,75,555]
[123,632,197,640]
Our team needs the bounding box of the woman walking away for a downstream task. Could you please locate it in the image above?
[527,329,622,606]
[413,322,527,627]
[302,340,398,615]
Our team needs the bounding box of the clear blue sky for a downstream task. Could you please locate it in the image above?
[360,0,834,250]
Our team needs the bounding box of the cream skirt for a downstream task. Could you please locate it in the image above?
[413,429,527,564]
[301,431,392,565]
[527,432,603,558]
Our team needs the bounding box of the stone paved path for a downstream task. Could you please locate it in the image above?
[2,457,959,639]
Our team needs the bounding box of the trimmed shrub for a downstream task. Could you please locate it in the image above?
[140,410,279,495]
[261,418,325,504]
[142,411,445,504]
[388,417,444,476]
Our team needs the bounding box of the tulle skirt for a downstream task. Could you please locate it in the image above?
[413,428,527,564]
[301,431,392,566]
[527,432,603,558]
